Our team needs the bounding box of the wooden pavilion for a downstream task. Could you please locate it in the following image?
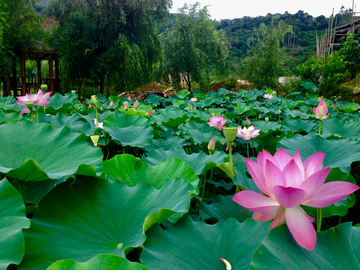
[8,40,60,96]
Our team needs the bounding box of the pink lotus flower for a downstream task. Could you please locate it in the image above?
[313,98,330,120]
[273,90,277,95]
[148,110,153,115]
[128,95,132,100]
[190,97,197,102]
[233,148,359,250]
[16,89,51,114]
[164,93,167,97]
[263,94,273,100]
[207,116,227,131]
[208,137,215,152]
[236,125,260,140]
[109,100,115,107]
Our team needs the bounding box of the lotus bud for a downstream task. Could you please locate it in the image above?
[109,100,115,107]
[148,110,153,115]
[208,137,215,152]
[219,258,232,270]
[25,101,34,110]
[164,93,167,97]
[90,135,100,147]
[258,114,261,119]
[318,97,322,102]
[123,101,129,110]
[40,84,48,92]
[331,104,334,108]
[133,100,139,110]
[128,95,132,100]
[89,95,97,106]
[246,118,251,125]
[265,117,269,122]
[223,127,238,143]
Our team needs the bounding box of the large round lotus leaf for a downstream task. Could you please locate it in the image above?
[284,108,313,119]
[0,121,103,182]
[0,179,30,269]
[281,119,316,134]
[2,103,24,113]
[47,254,148,270]
[0,111,23,124]
[80,110,112,125]
[102,154,199,193]
[251,223,360,269]
[199,195,251,222]
[278,134,360,173]
[48,114,93,136]
[303,168,357,218]
[104,111,150,128]
[45,93,75,114]
[321,118,360,139]
[151,108,188,128]
[251,121,281,137]
[142,147,227,175]
[142,137,189,152]
[105,125,153,148]
[19,177,193,270]
[181,121,227,145]
[177,90,190,99]
[141,217,270,270]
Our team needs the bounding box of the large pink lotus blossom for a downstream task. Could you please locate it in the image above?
[190,97,198,102]
[236,125,260,140]
[313,98,330,120]
[16,89,51,114]
[263,94,273,100]
[233,148,359,250]
[207,116,227,131]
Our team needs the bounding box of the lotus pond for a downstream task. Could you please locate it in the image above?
[1,88,360,269]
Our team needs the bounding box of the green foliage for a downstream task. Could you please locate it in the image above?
[50,0,171,94]
[243,20,292,89]
[297,53,349,97]
[340,31,360,75]
[162,3,228,92]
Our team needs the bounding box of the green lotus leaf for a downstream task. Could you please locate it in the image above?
[151,108,188,128]
[199,195,251,222]
[19,177,192,270]
[303,168,357,218]
[105,125,153,148]
[0,121,103,182]
[281,119,316,134]
[103,154,199,193]
[0,111,23,124]
[251,223,360,269]
[47,254,148,270]
[278,134,360,173]
[104,111,150,128]
[0,179,30,269]
[339,102,360,113]
[177,90,190,99]
[142,137,189,152]
[48,114,93,136]
[321,118,360,139]
[181,121,227,145]
[142,147,227,175]
[172,99,186,107]
[45,93,75,114]
[80,110,112,125]
[2,103,25,113]
[141,217,270,270]
[281,99,300,110]
[284,108,313,119]
[252,121,281,137]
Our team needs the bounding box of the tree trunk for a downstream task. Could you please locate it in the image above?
[187,71,191,93]
[99,75,105,95]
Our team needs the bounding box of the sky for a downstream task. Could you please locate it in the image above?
[170,0,356,20]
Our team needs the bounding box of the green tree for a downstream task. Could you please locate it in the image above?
[163,3,228,92]
[242,20,292,89]
[0,0,42,96]
[50,0,171,94]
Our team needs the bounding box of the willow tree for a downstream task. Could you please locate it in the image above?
[243,20,292,89]
[50,0,171,94]
[163,3,228,92]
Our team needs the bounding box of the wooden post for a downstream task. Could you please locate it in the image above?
[49,56,54,95]
[21,53,26,95]
[37,58,42,88]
